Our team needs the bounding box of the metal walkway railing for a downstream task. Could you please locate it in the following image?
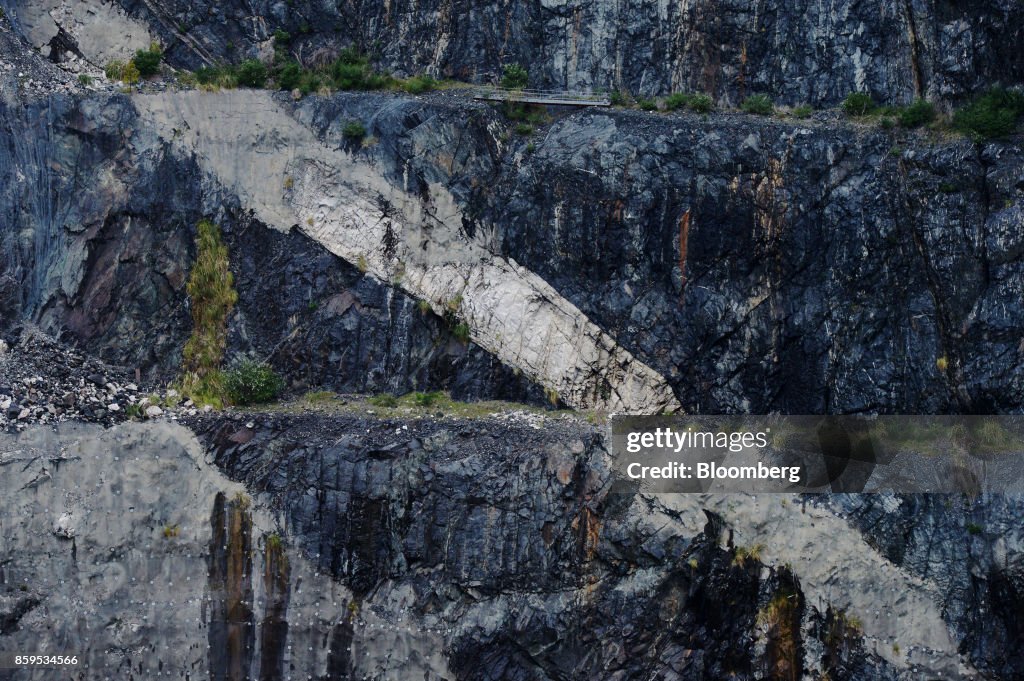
[472,87,611,107]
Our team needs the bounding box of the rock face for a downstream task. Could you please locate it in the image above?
[2,6,1024,680]
[7,0,1024,105]
[2,413,1022,679]
[3,78,1022,412]
[0,421,358,681]
[185,410,1022,679]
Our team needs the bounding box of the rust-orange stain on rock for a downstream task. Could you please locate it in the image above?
[572,505,601,563]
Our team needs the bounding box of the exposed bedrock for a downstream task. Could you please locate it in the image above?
[0,91,544,404]
[0,421,358,681]
[5,0,1024,106]
[2,85,1023,412]
[189,411,1024,679]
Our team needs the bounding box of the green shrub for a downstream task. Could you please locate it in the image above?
[224,358,284,405]
[412,391,443,407]
[664,92,691,110]
[637,97,658,111]
[363,72,395,89]
[842,91,876,117]
[452,322,470,342]
[333,62,367,89]
[953,88,1024,140]
[741,94,774,115]
[178,220,238,407]
[403,74,437,94]
[194,66,221,85]
[343,120,367,141]
[337,46,367,66]
[898,99,936,128]
[688,93,714,113]
[123,61,140,85]
[331,57,392,91]
[609,90,629,106]
[514,123,533,136]
[104,60,126,80]
[501,63,528,89]
[237,59,268,87]
[880,117,895,129]
[368,393,398,407]
[133,46,162,78]
[273,29,291,46]
[277,61,302,90]
[78,74,93,87]
[105,59,140,84]
[790,104,813,119]
[299,72,322,94]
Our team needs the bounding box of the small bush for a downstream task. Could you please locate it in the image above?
[237,59,268,87]
[609,90,629,106]
[953,88,1024,140]
[417,300,432,314]
[842,91,876,117]
[333,62,367,89]
[403,74,437,94]
[967,522,983,536]
[194,66,221,85]
[273,29,291,46]
[368,393,398,408]
[343,120,367,141]
[880,117,895,129]
[452,322,470,342]
[412,391,443,407]
[688,93,714,113]
[298,71,322,94]
[78,74,93,87]
[123,61,141,85]
[899,99,936,128]
[741,94,774,115]
[337,46,367,66]
[637,97,658,111]
[790,104,813,119]
[133,46,162,78]
[514,123,533,136]
[664,92,691,110]
[105,60,126,80]
[277,61,302,90]
[501,63,528,89]
[224,358,284,405]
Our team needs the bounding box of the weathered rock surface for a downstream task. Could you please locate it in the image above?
[1,9,1024,680]
[180,410,1022,679]
[0,421,361,681]
[6,0,1024,105]
[6,72,1022,412]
